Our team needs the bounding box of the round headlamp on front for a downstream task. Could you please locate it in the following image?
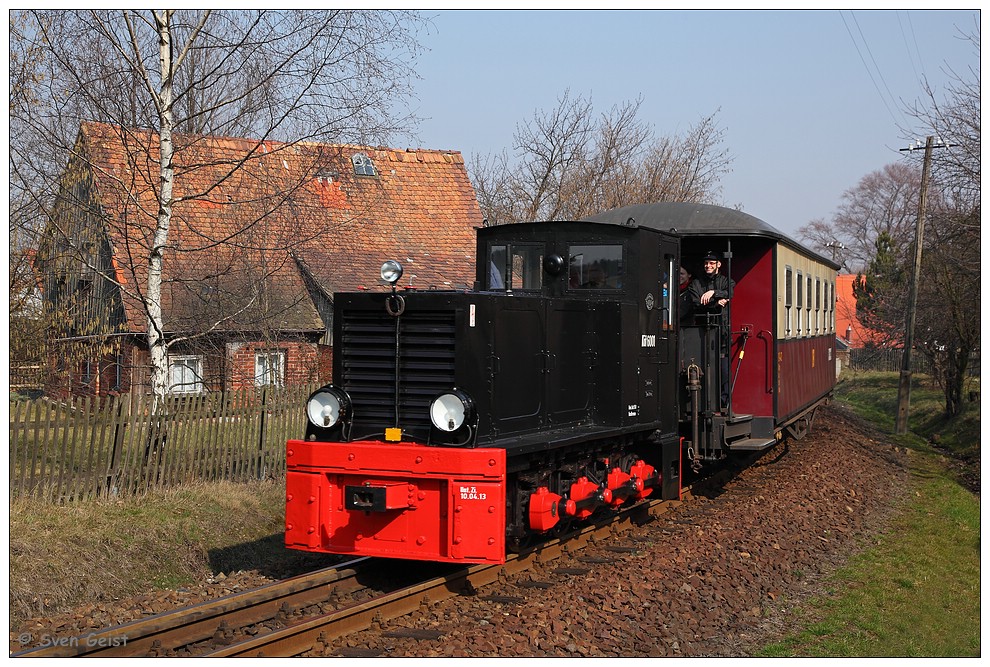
[381,260,403,285]
[429,389,475,432]
[306,385,352,429]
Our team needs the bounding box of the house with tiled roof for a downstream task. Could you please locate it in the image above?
[36,122,482,397]
[834,274,887,349]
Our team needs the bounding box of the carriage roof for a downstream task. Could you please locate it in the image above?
[582,202,840,270]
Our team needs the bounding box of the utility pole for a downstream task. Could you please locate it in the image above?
[894,136,936,434]
[825,241,845,264]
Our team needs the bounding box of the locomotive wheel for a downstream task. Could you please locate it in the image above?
[553,517,577,539]
[507,532,539,553]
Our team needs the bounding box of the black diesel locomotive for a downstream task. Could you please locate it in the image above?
[286,203,839,563]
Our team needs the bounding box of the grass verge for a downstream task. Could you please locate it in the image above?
[8,479,327,628]
[756,371,981,657]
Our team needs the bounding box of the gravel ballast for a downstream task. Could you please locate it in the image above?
[322,403,910,657]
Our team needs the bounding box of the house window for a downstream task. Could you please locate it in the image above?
[352,152,377,177]
[169,355,203,394]
[255,350,286,387]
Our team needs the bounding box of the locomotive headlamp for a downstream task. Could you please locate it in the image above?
[380,260,403,285]
[429,389,475,432]
[543,253,565,276]
[306,385,352,429]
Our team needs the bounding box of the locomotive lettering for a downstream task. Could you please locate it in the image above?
[641,334,656,348]
[459,486,487,500]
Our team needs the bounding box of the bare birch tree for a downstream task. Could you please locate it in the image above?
[12,9,426,405]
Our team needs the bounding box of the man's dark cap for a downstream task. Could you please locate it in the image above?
[702,251,720,262]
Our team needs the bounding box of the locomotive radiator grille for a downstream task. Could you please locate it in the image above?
[339,309,456,439]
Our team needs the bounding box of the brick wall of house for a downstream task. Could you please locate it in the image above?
[318,343,333,384]
[44,337,332,398]
[44,338,142,399]
[226,340,325,390]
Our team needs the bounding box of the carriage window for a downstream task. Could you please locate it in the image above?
[568,244,623,290]
[784,266,793,337]
[815,278,821,334]
[830,280,836,332]
[796,270,803,336]
[822,280,829,333]
[488,243,543,290]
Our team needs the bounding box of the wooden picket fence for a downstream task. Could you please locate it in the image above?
[9,384,316,503]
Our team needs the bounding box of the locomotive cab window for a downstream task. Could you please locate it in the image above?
[568,244,623,290]
[488,243,543,291]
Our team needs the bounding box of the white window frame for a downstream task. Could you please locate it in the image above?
[352,152,377,177]
[168,355,204,394]
[255,350,286,388]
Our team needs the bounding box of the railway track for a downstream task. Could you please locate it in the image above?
[10,558,372,657]
[12,466,741,658]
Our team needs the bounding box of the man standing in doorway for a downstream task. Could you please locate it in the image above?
[689,251,732,308]
[689,251,735,409]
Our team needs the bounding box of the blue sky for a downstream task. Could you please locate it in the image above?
[406,8,979,238]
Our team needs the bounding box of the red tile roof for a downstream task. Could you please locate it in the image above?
[77,122,483,334]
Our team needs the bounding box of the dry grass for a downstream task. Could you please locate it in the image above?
[8,479,323,628]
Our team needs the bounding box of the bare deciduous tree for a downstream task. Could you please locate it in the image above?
[470,90,732,225]
[904,19,980,417]
[798,162,922,273]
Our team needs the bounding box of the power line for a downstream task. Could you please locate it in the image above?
[840,10,915,131]
[851,11,911,129]
[896,10,923,83]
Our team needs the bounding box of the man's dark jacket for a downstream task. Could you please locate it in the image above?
[688,271,734,309]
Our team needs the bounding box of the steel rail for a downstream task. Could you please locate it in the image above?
[10,558,369,658]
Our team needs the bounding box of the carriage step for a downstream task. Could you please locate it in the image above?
[727,437,778,451]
